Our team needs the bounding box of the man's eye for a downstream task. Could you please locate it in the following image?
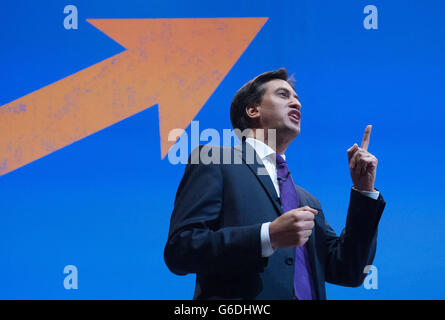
[278,92,288,97]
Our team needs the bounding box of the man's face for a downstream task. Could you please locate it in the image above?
[254,79,301,139]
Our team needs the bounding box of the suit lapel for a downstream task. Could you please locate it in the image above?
[235,142,282,215]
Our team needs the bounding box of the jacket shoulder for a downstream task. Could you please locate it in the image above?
[188,144,241,165]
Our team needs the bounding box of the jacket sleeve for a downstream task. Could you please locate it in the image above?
[164,146,266,276]
[318,188,386,287]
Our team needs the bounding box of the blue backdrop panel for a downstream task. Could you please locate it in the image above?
[1,0,444,299]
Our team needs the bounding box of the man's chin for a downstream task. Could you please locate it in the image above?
[290,124,301,136]
[281,126,300,140]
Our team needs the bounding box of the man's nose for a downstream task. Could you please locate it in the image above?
[289,98,301,110]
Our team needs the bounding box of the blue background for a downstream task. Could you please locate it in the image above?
[1,0,444,299]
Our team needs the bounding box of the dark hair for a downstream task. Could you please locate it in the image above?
[230,68,295,131]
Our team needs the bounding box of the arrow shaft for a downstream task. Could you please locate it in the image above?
[0,50,159,175]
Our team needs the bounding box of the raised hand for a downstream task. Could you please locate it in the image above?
[347,125,378,192]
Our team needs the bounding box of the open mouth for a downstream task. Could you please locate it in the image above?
[288,111,300,123]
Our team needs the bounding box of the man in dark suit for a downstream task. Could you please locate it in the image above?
[164,68,386,300]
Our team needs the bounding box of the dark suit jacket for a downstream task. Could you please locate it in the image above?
[164,142,386,299]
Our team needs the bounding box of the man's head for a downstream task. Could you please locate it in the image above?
[230,68,301,142]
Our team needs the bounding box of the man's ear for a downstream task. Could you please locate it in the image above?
[245,104,260,120]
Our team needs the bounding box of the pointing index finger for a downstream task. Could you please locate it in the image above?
[360,125,372,151]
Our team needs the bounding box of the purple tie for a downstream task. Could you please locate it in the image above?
[276,154,316,300]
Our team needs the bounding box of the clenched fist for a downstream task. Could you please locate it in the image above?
[269,206,318,249]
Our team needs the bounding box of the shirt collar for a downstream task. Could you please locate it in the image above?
[245,137,286,161]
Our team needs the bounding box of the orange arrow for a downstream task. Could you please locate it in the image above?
[0,18,267,176]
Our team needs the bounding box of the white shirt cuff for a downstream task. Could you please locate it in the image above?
[260,222,275,257]
[355,188,380,200]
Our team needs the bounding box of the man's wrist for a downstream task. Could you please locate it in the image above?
[353,185,376,192]
[352,186,380,200]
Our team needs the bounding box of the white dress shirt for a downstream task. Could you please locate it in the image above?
[244,137,380,258]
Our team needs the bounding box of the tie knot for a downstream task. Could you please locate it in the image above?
[276,153,286,166]
[275,153,289,179]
